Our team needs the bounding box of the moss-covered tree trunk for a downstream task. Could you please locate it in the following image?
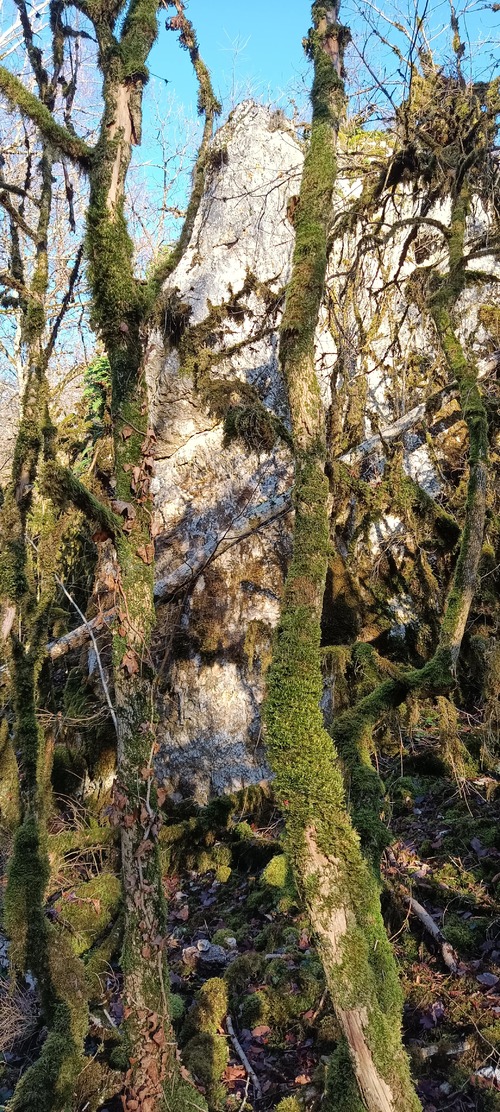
[264,5,420,1110]
[0,127,89,1107]
[82,9,179,1106]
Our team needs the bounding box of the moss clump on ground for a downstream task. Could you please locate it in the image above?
[260,852,298,911]
[261,853,289,888]
[225,953,266,999]
[169,993,185,1022]
[182,1031,229,1108]
[181,979,229,1110]
[0,720,20,830]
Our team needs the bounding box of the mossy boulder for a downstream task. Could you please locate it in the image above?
[54,873,121,956]
[182,1032,229,1110]
[224,952,265,998]
[182,977,228,1041]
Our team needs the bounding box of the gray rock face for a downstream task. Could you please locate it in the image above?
[148,103,302,801]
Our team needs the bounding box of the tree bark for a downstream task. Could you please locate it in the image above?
[263,4,420,1109]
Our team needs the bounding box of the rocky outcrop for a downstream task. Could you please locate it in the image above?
[146,104,500,800]
[147,102,302,799]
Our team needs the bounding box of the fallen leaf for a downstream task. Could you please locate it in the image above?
[122,648,139,675]
[135,839,153,858]
[112,499,136,520]
[224,1064,246,1081]
[121,423,133,437]
[476,972,500,987]
[136,543,154,564]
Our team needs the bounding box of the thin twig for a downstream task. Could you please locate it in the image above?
[238,1075,250,1112]
[226,1015,262,1101]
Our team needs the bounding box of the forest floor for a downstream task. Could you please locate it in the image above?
[2,723,500,1110]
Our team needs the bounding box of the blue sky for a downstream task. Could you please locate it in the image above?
[148,1,312,116]
[127,0,500,261]
[144,0,500,143]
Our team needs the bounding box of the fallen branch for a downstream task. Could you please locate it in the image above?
[47,608,116,660]
[55,576,119,737]
[153,489,291,600]
[47,492,291,660]
[409,1038,471,1060]
[226,1015,262,1102]
[404,894,459,974]
[337,382,456,466]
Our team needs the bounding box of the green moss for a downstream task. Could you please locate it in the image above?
[5,814,50,971]
[233,820,254,841]
[261,853,289,888]
[240,990,269,1028]
[119,0,159,80]
[9,932,89,1111]
[479,304,500,341]
[241,970,323,1031]
[163,1074,209,1112]
[109,1043,130,1070]
[275,1100,303,1112]
[223,400,286,453]
[170,993,186,1022]
[225,953,265,998]
[182,1033,229,1109]
[326,1038,365,1111]
[211,929,235,947]
[442,913,478,956]
[85,914,123,997]
[54,873,121,956]
[216,864,231,882]
[0,719,20,830]
[41,461,122,538]
[183,978,228,1041]
[0,66,91,163]
[181,982,229,1109]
